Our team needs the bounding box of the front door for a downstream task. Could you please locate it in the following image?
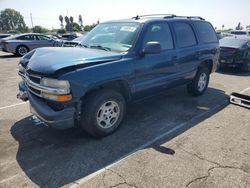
[135,22,178,98]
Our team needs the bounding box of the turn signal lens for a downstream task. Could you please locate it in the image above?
[41,92,72,102]
[57,95,72,102]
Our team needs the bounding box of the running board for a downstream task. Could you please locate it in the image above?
[230,92,250,109]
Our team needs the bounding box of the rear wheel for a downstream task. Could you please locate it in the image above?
[16,45,29,56]
[80,89,126,138]
[187,67,210,96]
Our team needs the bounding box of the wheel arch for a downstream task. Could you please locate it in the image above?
[198,59,213,73]
[81,80,132,102]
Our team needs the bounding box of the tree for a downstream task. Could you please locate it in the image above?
[59,15,64,28]
[64,16,70,31]
[0,8,28,32]
[222,24,224,30]
[32,25,48,33]
[84,23,97,31]
[246,25,250,30]
[79,15,83,30]
[72,22,81,31]
[235,22,243,30]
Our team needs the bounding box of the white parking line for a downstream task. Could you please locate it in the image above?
[240,86,250,94]
[0,102,27,110]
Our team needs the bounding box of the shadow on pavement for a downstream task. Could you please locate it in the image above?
[11,86,228,187]
[0,54,18,59]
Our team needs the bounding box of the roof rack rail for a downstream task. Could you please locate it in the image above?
[164,15,205,20]
[132,14,205,21]
[132,14,176,20]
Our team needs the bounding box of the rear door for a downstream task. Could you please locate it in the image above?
[34,35,54,48]
[135,22,179,97]
[171,21,199,81]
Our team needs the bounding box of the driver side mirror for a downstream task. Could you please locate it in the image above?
[142,41,162,55]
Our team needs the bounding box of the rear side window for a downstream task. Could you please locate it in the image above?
[230,31,247,35]
[143,22,173,50]
[194,22,217,43]
[173,22,197,48]
[17,35,36,40]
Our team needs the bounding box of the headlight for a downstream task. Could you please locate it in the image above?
[41,78,70,89]
[18,64,25,73]
[40,78,72,102]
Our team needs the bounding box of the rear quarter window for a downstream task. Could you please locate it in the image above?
[173,22,197,48]
[194,21,217,43]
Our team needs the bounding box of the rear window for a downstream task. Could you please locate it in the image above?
[194,22,217,43]
[219,37,248,48]
[230,31,247,35]
[17,35,36,40]
[173,22,197,48]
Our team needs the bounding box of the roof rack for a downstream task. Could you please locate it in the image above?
[164,15,205,20]
[133,14,205,20]
[132,14,176,20]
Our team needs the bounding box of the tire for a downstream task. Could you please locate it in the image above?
[240,63,249,72]
[80,89,126,138]
[16,45,29,56]
[187,67,210,96]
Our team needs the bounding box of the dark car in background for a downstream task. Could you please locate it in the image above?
[1,33,63,56]
[219,36,250,71]
[61,33,82,41]
[62,35,86,47]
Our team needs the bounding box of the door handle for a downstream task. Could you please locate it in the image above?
[172,56,178,60]
[171,56,178,66]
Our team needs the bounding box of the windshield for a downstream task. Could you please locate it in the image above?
[219,37,249,48]
[80,22,141,52]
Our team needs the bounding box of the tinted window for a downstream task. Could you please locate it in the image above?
[173,23,197,48]
[231,31,247,35]
[194,22,217,43]
[17,35,36,40]
[37,35,50,40]
[143,23,173,50]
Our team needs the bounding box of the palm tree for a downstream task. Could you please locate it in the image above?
[79,15,83,31]
[69,16,74,32]
[64,16,70,31]
[59,15,64,28]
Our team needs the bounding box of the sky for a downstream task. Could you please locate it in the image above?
[0,0,250,30]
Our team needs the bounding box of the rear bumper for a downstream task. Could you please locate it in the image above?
[28,93,76,129]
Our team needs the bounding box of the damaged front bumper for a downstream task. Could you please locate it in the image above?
[17,80,77,129]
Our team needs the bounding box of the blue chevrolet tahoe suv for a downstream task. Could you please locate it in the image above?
[17,14,219,137]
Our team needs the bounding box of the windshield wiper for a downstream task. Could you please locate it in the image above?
[89,45,111,51]
[78,43,88,48]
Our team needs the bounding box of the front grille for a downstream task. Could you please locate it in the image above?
[27,74,41,84]
[28,86,41,96]
[24,73,42,97]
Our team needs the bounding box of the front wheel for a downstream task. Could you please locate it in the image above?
[187,67,210,96]
[80,89,126,138]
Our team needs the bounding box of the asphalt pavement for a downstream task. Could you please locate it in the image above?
[0,51,249,188]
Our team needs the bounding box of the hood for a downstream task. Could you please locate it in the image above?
[26,47,122,75]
